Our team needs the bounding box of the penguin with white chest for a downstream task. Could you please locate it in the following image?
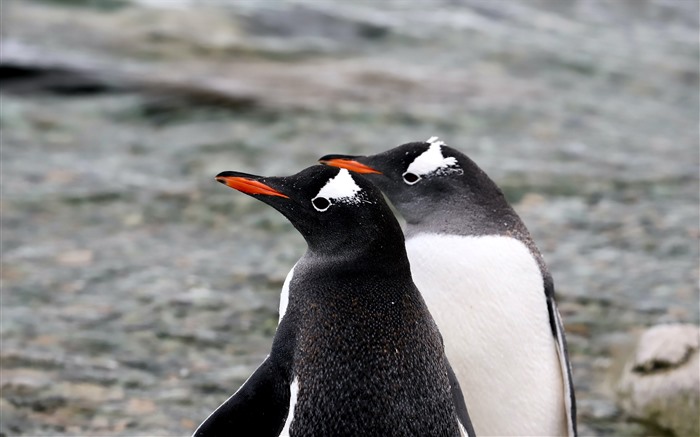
[321,138,577,436]
[194,165,475,437]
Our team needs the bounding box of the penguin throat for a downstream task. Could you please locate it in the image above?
[306,230,409,272]
[403,196,525,240]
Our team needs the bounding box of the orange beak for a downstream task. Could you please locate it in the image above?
[215,174,289,198]
[319,157,382,175]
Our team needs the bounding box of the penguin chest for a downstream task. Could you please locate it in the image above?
[405,233,567,436]
[281,324,462,437]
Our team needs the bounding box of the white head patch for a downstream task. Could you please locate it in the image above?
[313,169,367,210]
[405,136,460,177]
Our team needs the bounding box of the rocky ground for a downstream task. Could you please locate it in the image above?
[1,1,698,436]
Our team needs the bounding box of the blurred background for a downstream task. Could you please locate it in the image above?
[1,0,698,435]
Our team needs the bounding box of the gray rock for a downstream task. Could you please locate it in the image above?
[616,324,700,436]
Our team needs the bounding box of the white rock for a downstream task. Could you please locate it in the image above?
[616,324,700,436]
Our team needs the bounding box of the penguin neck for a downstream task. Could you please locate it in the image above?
[294,241,423,329]
[403,189,552,282]
[404,190,529,241]
[305,230,411,275]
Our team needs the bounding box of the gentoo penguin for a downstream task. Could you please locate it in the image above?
[194,165,475,437]
[320,137,577,436]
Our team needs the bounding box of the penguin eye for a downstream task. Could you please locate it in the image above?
[402,172,421,185]
[312,197,331,212]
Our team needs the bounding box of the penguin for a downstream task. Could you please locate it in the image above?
[193,165,476,437]
[320,137,577,436]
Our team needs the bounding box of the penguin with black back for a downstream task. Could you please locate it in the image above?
[320,137,577,436]
[193,165,475,437]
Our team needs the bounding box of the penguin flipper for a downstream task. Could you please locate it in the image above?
[446,360,476,437]
[545,279,578,437]
[192,355,291,437]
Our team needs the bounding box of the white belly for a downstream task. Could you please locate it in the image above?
[406,234,567,436]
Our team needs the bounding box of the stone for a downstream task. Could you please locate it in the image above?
[616,324,700,437]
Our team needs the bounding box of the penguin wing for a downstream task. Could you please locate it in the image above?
[446,360,476,437]
[192,355,290,437]
[193,320,297,437]
[545,279,578,437]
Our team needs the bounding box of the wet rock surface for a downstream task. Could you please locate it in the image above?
[1,1,698,436]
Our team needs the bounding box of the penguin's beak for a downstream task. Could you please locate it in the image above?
[318,154,382,175]
[215,171,289,199]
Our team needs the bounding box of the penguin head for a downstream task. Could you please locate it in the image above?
[320,137,504,225]
[215,165,404,253]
